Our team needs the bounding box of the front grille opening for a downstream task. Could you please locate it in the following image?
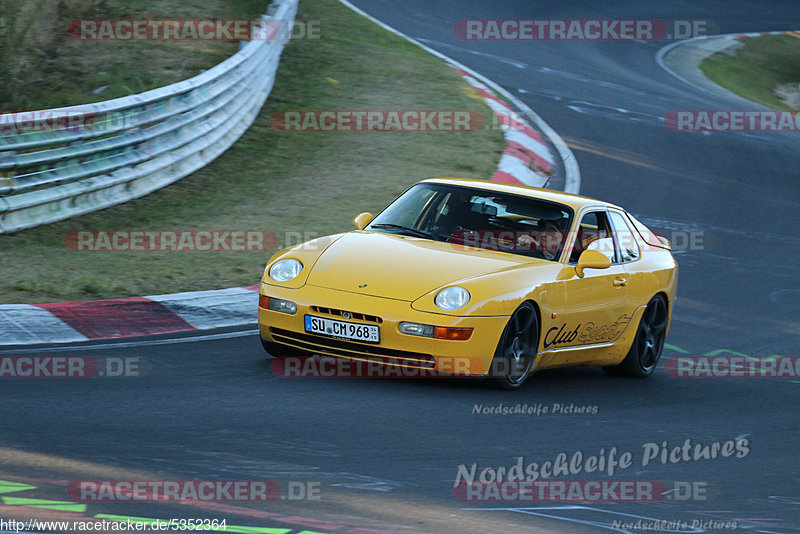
[270,328,435,369]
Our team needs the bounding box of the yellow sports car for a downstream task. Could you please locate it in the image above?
[258,178,677,389]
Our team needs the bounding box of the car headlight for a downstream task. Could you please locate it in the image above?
[269,259,303,282]
[435,286,470,311]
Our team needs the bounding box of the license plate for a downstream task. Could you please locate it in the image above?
[304,315,380,343]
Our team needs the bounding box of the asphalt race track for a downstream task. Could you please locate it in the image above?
[2,1,799,533]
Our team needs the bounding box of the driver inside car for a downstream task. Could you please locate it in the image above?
[435,193,487,240]
[516,218,566,260]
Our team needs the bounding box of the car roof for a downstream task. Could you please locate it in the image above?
[420,177,623,212]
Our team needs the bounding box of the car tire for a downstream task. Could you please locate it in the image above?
[486,302,539,389]
[605,295,668,378]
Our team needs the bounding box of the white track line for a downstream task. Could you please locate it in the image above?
[336,0,580,194]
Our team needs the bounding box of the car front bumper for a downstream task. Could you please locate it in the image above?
[258,282,509,376]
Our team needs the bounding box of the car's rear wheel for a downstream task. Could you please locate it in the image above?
[487,302,539,389]
[605,295,668,378]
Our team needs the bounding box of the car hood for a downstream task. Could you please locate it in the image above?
[305,231,539,301]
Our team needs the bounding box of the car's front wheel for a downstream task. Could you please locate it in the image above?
[605,295,668,378]
[487,302,539,389]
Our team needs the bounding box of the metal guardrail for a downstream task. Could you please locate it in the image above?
[0,0,298,234]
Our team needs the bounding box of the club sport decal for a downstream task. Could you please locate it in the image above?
[543,314,632,348]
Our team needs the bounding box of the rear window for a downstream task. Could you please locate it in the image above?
[626,213,669,250]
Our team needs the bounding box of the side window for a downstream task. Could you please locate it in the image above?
[609,211,641,262]
[570,211,616,263]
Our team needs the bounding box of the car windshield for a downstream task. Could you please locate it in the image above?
[366,182,573,261]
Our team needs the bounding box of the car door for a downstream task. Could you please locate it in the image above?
[544,209,634,351]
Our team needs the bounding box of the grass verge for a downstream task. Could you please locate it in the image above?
[0,0,253,109]
[699,34,800,110]
[0,0,505,304]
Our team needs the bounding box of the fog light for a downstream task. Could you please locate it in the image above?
[268,297,297,314]
[399,322,435,337]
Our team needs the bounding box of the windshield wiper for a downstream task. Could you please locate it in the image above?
[369,223,434,239]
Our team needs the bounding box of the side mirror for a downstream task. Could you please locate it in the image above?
[353,212,373,230]
[575,249,611,278]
